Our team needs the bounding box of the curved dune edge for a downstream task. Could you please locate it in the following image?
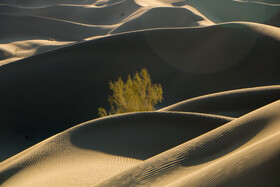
[98,101,280,186]
[0,112,232,186]
[1,19,279,67]
[160,85,280,117]
[0,87,279,186]
[0,20,279,161]
[1,0,280,185]
[1,0,279,65]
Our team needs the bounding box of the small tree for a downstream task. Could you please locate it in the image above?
[98,68,163,117]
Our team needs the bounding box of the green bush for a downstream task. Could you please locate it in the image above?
[98,68,163,117]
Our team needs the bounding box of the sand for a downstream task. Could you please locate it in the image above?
[0,0,280,186]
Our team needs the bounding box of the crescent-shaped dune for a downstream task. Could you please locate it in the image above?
[0,0,280,186]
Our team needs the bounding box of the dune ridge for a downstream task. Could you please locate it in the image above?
[1,0,279,65]
[160,85,280,117]
[0,18,279,161]
[0,94,279,186]
[1,0,280,186]
[97,100,280,186]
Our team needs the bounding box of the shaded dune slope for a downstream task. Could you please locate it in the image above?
[0,97,279,186]
[1,0,279,64]
[174,0,280,26]
[0,0,102,7]
[1,0,280,186]
[160,85,280,117]
[0,112,232,185]
[0,23,280,161]
[0,13,109,41]
[0,11,109,65]
[97,100,280,187]
[0,0,141,25]
[110,7,214,34]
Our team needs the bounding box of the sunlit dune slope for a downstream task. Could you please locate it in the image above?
[97,100,280,187]
[0,0,280,186]
[0,21,280,161]
[0,97,279,186]
[0,0,279,64]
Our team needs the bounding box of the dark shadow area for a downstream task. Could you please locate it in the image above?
[111,7,206,34]
[172,0,280,27]
[89,111,268,186]
[162,86,280,117]
[0,0,140,25]
[70,112,233,160]
[0,24,280,160]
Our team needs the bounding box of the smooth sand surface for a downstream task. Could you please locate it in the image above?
[0,0,280,186]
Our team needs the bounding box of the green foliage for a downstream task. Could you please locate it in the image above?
[98,68,163,117]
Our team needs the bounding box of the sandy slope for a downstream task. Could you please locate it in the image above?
[160,85,280,117]
[0,94,279,186]
[97,100,280,187]
[0,0,280,186]
[0,23,279,161]
[0,112,232,186]
[1,0,279,65]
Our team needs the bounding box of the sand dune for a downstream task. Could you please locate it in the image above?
[0,112,232,185]
[1,0,279,64]
[110,7,214,34]
[0,0,280,186]
[176,0,280,25]
[97,100,280,186]
[0,21,279,161]
[0,1,141,25]
[0,97,279,186]
[0,39,73,64]
[160,85,280,117]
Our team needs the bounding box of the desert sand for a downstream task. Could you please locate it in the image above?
[0,0,280,186]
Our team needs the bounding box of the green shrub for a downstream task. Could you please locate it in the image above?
[98,68,163,117]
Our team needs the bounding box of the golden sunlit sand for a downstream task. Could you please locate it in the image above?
[0,0,279,186]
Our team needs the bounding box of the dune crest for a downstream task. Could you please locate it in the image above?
[0,90,279,186]
[1,0,279,65]
[1,0,280,186]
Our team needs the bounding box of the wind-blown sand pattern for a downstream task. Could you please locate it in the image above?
[0,0,280,186]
